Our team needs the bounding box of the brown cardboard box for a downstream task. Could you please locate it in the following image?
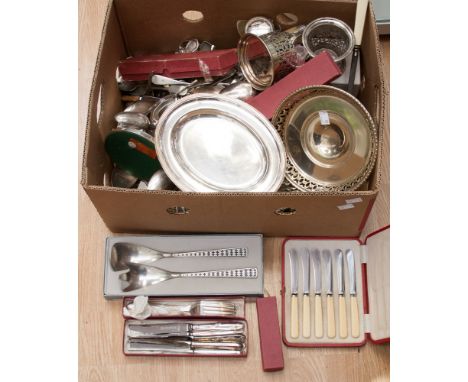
[81,0,386,237]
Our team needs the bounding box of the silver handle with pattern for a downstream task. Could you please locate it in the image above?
[178,267,258,279]
[169,248,247,258]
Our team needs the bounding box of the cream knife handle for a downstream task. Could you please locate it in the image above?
[354,0,369,45]
[314,295,323,338]
[350,295,360,338]
[339,295,348,338]
[327,295,336,338]
[302,294,311,338]
[291,294,299,338]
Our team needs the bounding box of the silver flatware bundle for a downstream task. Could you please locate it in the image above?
[124,298,239,319]
[111,242,248,271]
[128,337,246,352]
[127,321,246,338]
[127,337,246,355]
[126,320,248,355]
[119,263,258,292]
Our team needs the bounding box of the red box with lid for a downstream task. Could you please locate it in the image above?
[281,226,389,347]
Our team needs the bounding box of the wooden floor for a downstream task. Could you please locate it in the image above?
[78,1,390,380]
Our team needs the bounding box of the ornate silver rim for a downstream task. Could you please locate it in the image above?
[272,85,378,192]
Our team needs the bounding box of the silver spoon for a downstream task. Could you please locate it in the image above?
[111,168,139,188]
[119,263,258,292]
[111,242,248,271]
[147,169,176,190]
[220,80,256,100]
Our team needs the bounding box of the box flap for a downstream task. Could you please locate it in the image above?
[364,226,389,342]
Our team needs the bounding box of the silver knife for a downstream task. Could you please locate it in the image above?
[301,249,311,338]
[346,249,360,338]
[311,249,323,338]
[336,249,348,338]
[127,322,245,338]
[288,249,299,338]
[127,338,244,355]
[323,249,336,338]
[128,337,245,351]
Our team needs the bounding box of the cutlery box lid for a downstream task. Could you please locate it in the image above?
[103,234,264,298]
[280,225,389,347]
[362,225,389,343]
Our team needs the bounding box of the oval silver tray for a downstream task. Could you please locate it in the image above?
[155,94,286,192]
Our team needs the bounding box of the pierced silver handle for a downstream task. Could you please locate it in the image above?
[171,248,247,258]
[180,267,258,279]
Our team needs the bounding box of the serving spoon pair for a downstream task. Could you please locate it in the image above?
[111,243,257,292]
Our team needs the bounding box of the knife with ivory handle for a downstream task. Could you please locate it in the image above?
[336,249,348,338]
[288,249,299,338]
[311,249,323,338]
[300,249,311,338]
[346,249,360,337]
[323,250,336,338]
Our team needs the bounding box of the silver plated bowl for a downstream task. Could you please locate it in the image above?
[272,86,378,192]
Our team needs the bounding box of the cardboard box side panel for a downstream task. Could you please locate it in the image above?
[82,3,128,186]
[84,187,376,236]
[114,0,355,55]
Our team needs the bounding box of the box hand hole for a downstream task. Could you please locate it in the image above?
[275,207,297,216]
[182,10,204,23]
[275,13,299,29]
[167,206,191,215]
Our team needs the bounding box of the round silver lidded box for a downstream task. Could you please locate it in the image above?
[302,17,355,68]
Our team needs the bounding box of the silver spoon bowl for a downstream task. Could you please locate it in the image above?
[119,263,258,292]
[110,242,248,271]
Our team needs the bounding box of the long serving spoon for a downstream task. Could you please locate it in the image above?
[111,242,248,271]
[119,263,258,292]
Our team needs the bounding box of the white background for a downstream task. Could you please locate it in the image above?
[0,0,467,380]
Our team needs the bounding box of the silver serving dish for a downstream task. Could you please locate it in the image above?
[155,94,286,192]
[272,86,378,192]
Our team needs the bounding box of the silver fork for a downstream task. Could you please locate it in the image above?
[124,299,238,319]
[119,263,258,292]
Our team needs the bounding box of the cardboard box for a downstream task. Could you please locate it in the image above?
[81,0,386,237]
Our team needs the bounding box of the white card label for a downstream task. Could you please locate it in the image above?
[346,197,363,204]
[319,111,330,125]
[337,204,355,210]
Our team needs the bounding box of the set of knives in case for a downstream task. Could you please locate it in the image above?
[122,296,248,356]
[103,234,262,357]
[123,298,248,357]
[281,227,390,347]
